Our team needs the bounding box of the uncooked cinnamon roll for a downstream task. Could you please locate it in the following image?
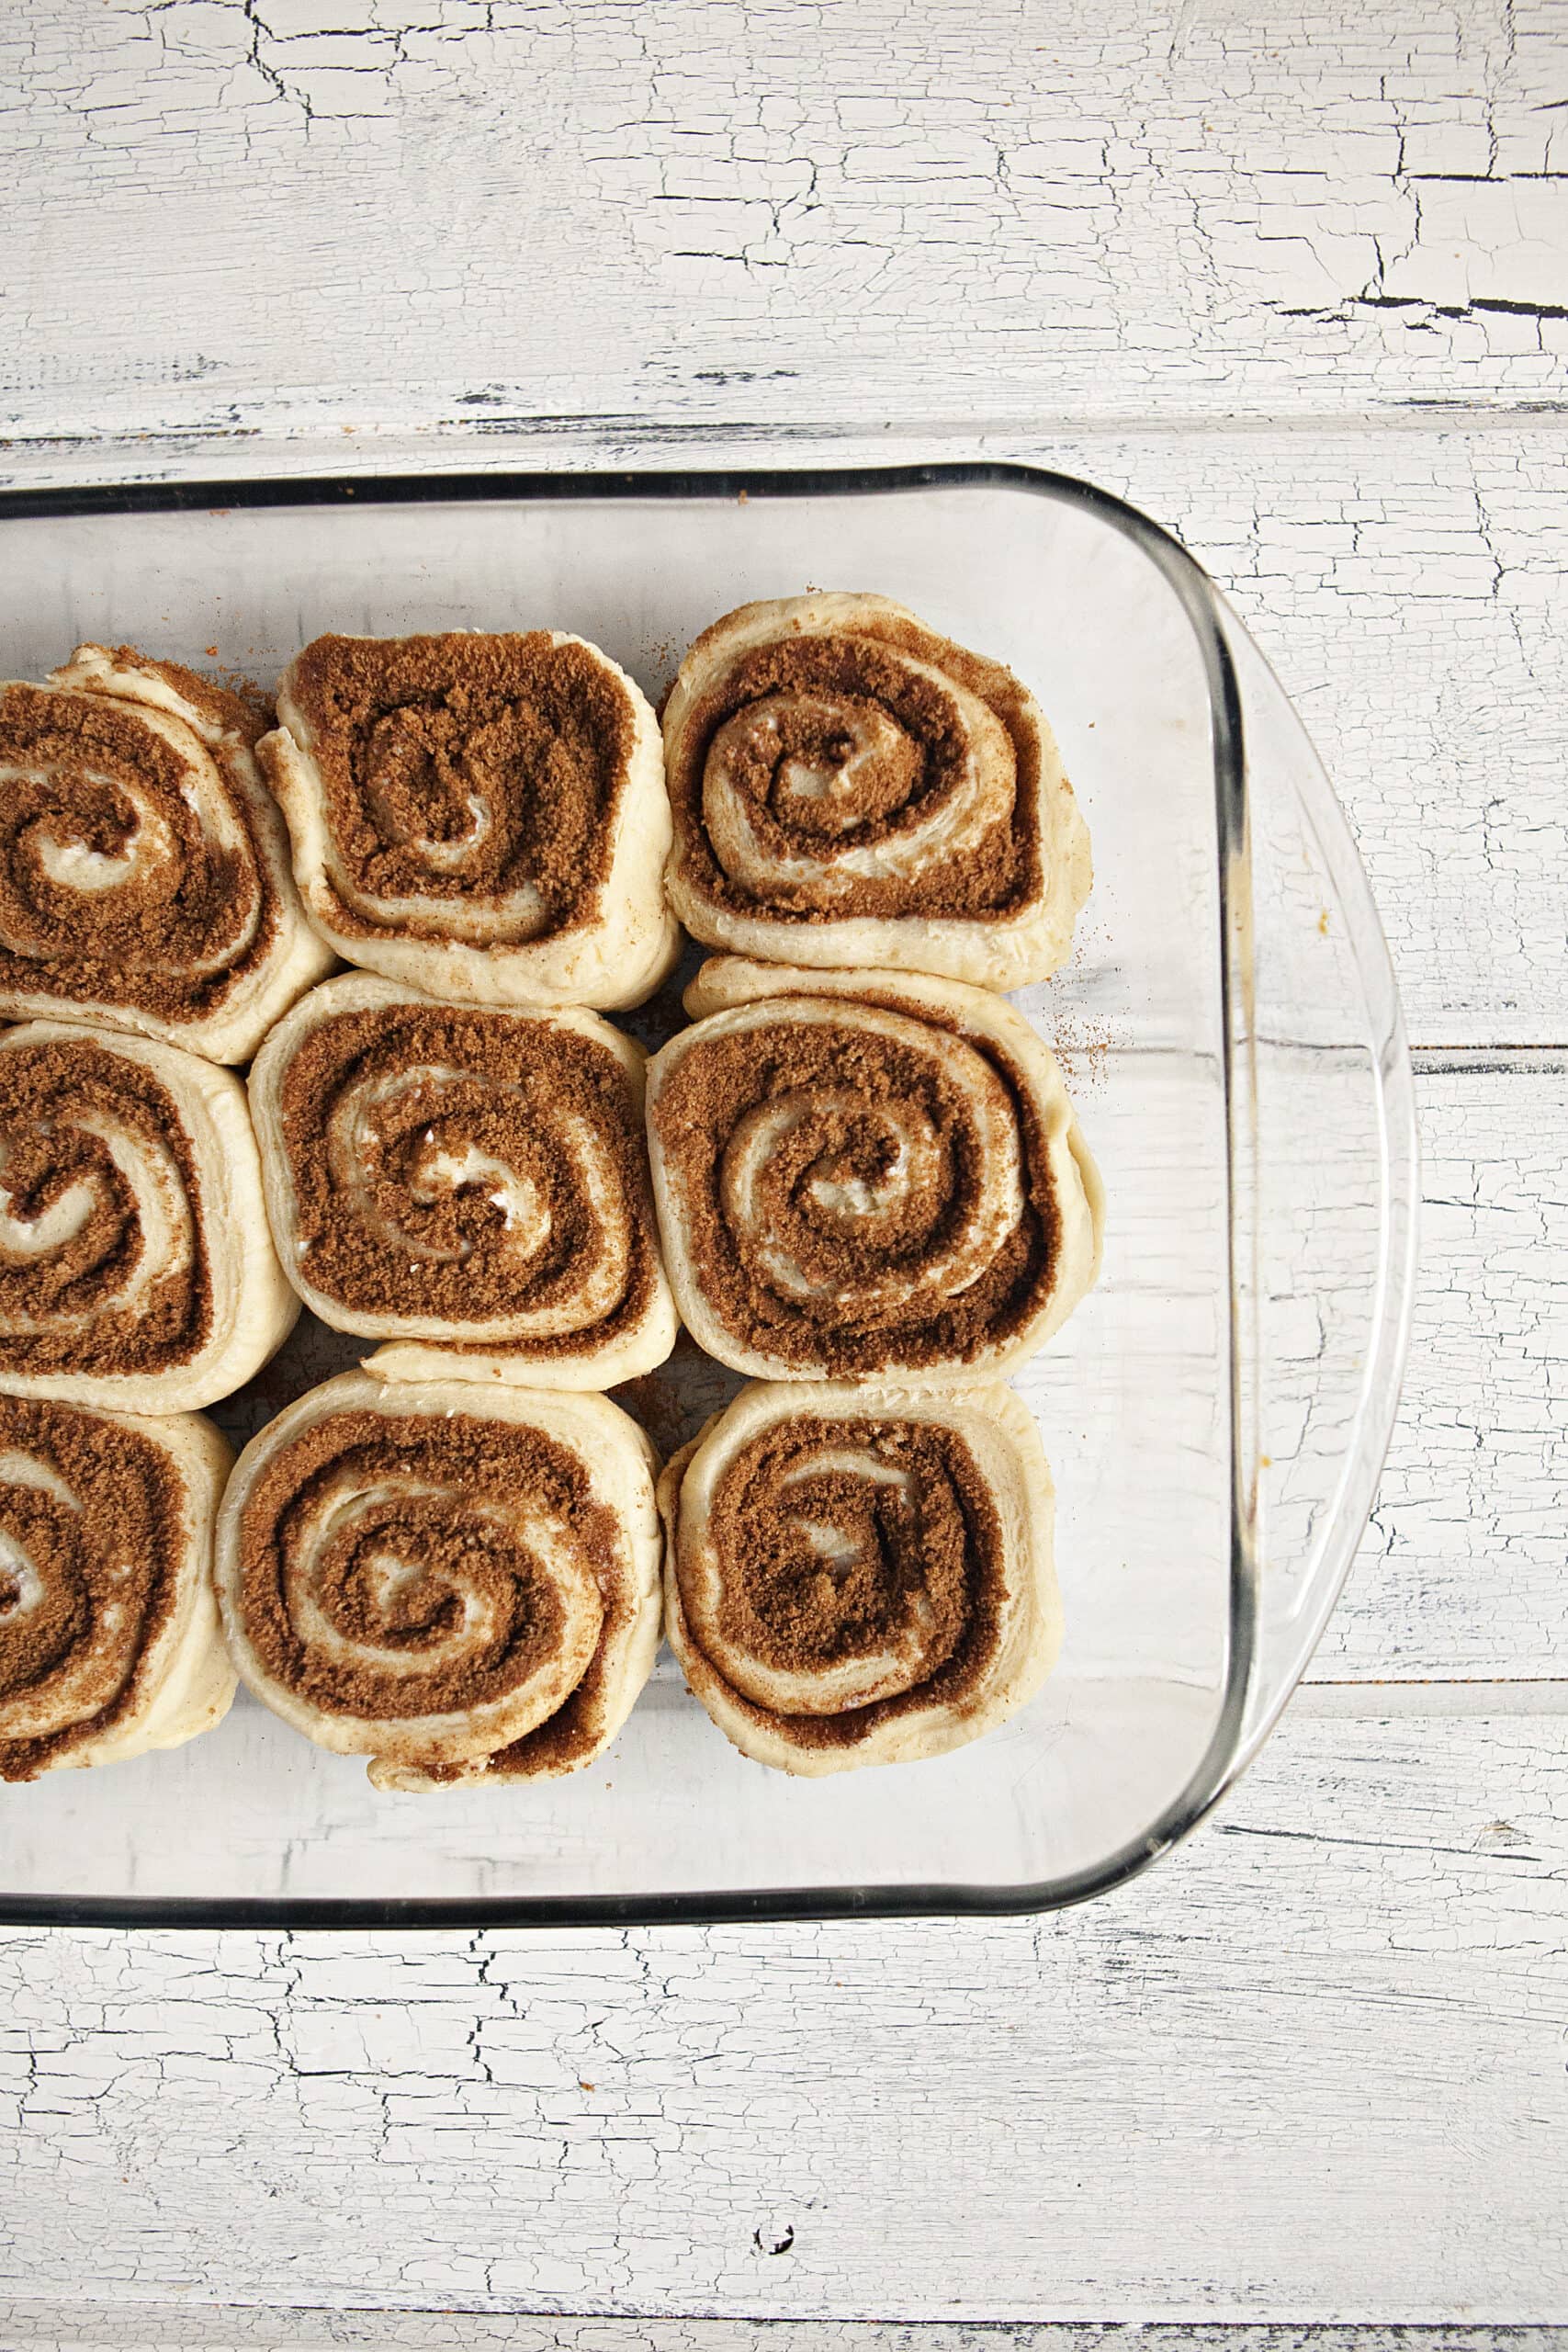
[662,594,1090,989]
[646,957,1103,1385]
[259,631,678,1012]
[214,1372,662,1785]
[0,1020,297,1412]
[660,1380,1059,1774]
[248,973,677,1390]
[0,1394,235,1781]
[0,644,333,1063]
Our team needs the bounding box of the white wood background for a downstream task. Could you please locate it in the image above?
[2,0,1567,2340]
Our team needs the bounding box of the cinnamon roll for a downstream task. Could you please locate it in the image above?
[259,632,679,1012]
[0,1020,297,1412]
[0,644,333,1063]
[662,594,1091,989]
[646,957,1103,1385]
[248,973,677,1390]
[214,1372,662,1784]
[660,1381,1060,1774]
[0,1394,235,1781]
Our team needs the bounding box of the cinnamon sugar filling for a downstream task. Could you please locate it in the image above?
[0,678,280,1021]
[671,624,1044,922]
[678,1414,1006,1751]
[0,1038,213,1380]
[652,1011,1059,1374]
[281,634,636,942]
[0,1395,186,1781]
[235,1407,622,1731]
[276,1001,657,1351]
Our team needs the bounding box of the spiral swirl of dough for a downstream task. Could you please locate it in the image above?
[0,646,333,1062]
[662,594,1091,990]
[259,632,678,1012]
[646,958,1103,1386]
[0,1021,297,1412]
[0,1395,234,1781]
[249,974,676,1391]
[215,1374,663,1781]
[660,1381,1061,1774]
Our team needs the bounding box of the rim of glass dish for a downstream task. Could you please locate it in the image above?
[0,459,1270,1930]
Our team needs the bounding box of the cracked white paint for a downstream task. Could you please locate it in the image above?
[3,0,1566,2335]
[3,2330,1564,2352]
[0,1716,1564,2325]
[3,0,1568,444]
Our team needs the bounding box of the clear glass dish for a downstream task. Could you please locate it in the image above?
[0,463,1417,1926]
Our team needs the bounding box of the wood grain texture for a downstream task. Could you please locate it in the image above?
[4,2322,1567,2352]
[3,0,1568,444]
[0,1713,1562,2324]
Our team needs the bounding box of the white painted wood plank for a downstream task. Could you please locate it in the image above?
[0,1711,1562,2324]
[1310,1056,1566,1685]
[3,2319,1565,2352]
[2,422,1561,1048]
[3,0,1567,444]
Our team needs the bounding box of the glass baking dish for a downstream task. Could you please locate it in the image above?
[0,462,1416,1927]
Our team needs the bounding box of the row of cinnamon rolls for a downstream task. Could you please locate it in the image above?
[0,1374,1059,1788]
[0,595,1089,1060]
[0,959,1100,1407]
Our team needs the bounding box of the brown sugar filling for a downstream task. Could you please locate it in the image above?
[0,1395,186,1781]
[680,1414,1006,1751]
[0,1038,213,1378]
[280,633,636,942]
[669,616,1044,923]
[0,679,280,1022]
[276,1002,657,1351]
[651,1006,1058,1374]
[237,1407,620,1724]
[416,1528,641,1779]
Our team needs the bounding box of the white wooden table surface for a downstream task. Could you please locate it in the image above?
[3,3,1566,2342]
